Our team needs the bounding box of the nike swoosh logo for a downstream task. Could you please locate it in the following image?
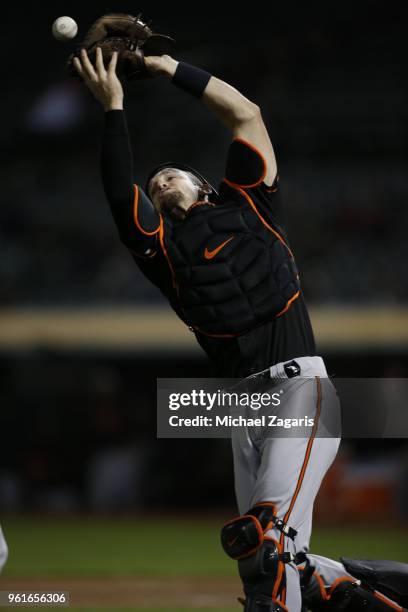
[204,236,235,260]
[227,535,239,547]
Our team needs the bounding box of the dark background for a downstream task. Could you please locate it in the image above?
[0,4,407,519]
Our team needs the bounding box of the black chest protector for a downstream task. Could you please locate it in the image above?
[159,185,300,337]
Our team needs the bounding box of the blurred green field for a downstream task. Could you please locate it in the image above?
[2,516,407,576]
[0,516,406,610]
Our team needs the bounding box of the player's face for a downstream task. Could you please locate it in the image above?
[149,169,199,217]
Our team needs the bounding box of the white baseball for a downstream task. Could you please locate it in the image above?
[52,16,78,42]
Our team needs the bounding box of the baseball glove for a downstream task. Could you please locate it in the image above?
[67,13,175,80]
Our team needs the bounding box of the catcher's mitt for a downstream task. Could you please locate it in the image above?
[67,13,175,80]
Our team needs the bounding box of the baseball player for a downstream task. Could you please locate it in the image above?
[72,23,405,611]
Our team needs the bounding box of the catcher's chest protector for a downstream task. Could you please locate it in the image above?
[160,195,300,336]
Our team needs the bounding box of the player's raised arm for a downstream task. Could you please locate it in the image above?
[73,48,160,256]
[145,55,277,187]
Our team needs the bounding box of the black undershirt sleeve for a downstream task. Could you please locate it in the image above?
[101,110,157,254]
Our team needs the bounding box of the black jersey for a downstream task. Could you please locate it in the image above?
[101,110,316,377]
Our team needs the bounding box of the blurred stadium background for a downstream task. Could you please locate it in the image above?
[0,3,407,610]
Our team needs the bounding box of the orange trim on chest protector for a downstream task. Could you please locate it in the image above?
[132,184,160,236]
[222,179,295,259]
[230,137,267,188]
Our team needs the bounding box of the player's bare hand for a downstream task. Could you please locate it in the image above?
[73,48,124,111]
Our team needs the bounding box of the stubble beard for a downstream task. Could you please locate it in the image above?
[161,190,188,220]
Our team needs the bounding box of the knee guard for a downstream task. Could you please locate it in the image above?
[221,504,296,612]
[221,503,297,561]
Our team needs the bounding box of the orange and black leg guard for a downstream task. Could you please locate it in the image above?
[328,580,405,612]
[238,539,289,611]
[299,565,405,612]
[221,505,296,611]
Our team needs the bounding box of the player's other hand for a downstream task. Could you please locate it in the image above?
[73,48,124,112]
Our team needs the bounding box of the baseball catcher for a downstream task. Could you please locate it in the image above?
[71,14,407,612]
